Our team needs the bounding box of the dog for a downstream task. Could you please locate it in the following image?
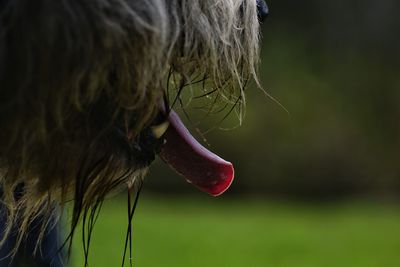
[0,0,268,265]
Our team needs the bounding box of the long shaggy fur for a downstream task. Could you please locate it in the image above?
[0,0,260,255]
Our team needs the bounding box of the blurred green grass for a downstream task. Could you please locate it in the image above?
[71,196,400,267]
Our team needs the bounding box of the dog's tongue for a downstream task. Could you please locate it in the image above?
[159,110,234,196]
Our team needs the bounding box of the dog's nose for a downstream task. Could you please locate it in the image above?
[257,0,269,22]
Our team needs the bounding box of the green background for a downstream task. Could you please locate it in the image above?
[72,0,400,266]
[72,196,400,267]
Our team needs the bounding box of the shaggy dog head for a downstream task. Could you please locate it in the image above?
[0,0,267,255]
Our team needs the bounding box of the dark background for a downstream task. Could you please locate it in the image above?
[73,2,400,266]
[145,0,400,201]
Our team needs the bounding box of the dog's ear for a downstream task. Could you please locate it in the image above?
[0,0,171,140]
[0,1,167,255]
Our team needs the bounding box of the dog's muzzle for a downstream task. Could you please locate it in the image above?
[129,1,269,196]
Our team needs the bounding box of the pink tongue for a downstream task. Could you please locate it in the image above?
[159,110,234,196]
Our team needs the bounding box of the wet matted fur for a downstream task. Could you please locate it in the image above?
[0,0,261,259]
